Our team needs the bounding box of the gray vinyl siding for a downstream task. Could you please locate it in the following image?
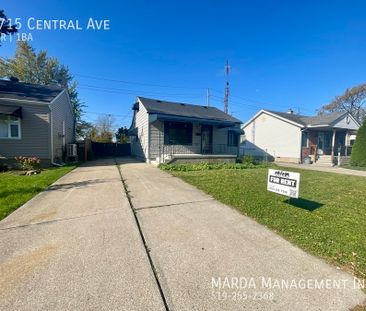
[51,91,74,160]
[149,122,239,160]
[332,115,359,130]
[149,120,163,159]
[0,103,51,160]
[130,102,149,160]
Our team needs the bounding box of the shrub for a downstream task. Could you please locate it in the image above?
[0,164,8,172]
[242,155,255,165]
[351,119,366,167]
[158,161,269,172]
[15,156,41,171]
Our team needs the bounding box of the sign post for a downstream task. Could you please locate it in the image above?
[267,169,300,200]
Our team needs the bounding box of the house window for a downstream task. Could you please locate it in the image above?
[302,132,309,148]
[164,121,192,145]
[228,130,238,147]
[0,115,21,139]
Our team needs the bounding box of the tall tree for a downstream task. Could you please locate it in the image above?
[319,83,366,123]
[115,126,129,143]
[91,114,115,142]
[0,41,85,123]
[75,120,94,141]
[0,9,18,46]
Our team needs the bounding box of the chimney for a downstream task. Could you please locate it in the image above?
[287,108,294,114]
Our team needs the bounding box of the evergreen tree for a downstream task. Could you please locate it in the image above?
[351,119,366,167]
[0,9,17,46]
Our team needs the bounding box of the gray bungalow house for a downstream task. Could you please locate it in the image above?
[0,79,75,166]
[129,97,243,164]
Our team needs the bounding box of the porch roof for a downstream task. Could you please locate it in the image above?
[0,104,22,118]
[149,113,241,128]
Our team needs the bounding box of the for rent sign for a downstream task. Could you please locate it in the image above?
[267,169,300,198]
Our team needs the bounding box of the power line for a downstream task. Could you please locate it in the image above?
[84,111,131,118]
[78,86,204,101]
[76,72,315,114]
[211,89,314,114]
[75,73,206,90]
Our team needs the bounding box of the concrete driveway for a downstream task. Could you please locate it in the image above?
[0,159,165,311]
[0,158,365,310]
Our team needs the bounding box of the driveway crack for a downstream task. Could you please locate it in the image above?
[134,198,214,211]
[115,159,170,311]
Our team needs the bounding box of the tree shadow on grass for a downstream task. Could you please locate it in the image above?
[284,198,324,211]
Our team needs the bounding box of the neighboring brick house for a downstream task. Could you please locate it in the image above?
[0,79,75,165]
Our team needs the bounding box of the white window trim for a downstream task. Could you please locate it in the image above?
[0,115,22,140]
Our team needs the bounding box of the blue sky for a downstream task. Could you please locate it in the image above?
[1,1,366,129]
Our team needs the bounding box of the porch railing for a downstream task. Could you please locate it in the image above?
[161,143,238,157]
[303,145,353,158]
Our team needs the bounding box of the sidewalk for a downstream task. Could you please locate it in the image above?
[276,162,366,177]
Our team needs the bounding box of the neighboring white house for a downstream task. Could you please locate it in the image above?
[241,109,360,165]
[128,97,243,164]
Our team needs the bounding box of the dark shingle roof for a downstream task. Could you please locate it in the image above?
[137,97,241,123]
[267,110,346,127]
[0,79,64,103]
[266,110,308,126]
[301,112,345,126]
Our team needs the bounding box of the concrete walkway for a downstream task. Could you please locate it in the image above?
[276,162,366,177]
[0,158,364,310]
[119,158,365,311]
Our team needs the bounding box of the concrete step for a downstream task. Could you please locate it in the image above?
[315,155,334,166]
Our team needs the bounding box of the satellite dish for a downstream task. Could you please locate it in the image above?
[346,115,351,124]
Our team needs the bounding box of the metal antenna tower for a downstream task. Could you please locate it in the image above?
[224,60,230,114]
[206,88,210,107]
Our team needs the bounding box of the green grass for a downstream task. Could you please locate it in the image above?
[0,165,75,221]
[167,166,366,280]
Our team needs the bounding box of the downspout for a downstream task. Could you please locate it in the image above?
[49,105,63,167]
[147,113,151,163]
[300,128,305,164]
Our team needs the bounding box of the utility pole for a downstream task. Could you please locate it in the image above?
[224,60,230,114]
[206,88,210,107]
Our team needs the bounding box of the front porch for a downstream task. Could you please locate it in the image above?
[301,128,356,165]
[156,143,238,164]
[149,120,241,164]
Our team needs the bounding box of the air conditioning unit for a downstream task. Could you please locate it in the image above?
[67,144,77,157]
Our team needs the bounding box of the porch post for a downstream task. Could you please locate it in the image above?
[331,129,336,164]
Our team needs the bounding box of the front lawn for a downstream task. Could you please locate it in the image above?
[167,166,366,280]
[0,165,75,221]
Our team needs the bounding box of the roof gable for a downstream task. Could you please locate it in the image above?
[242,110,305,128]
[330,114,360,130]
[137,96,242,124]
